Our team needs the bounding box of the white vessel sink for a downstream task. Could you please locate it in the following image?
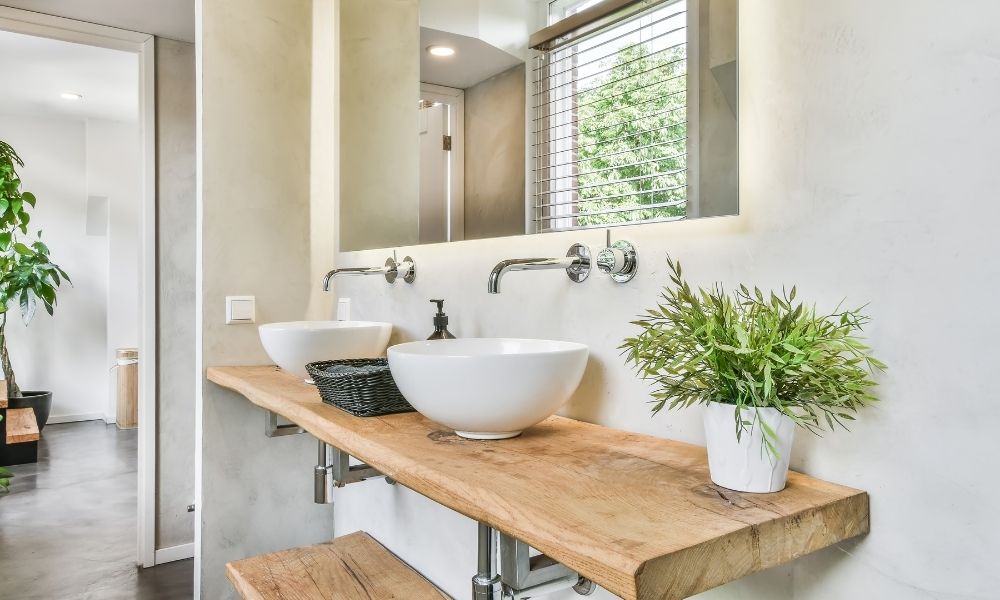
[259,321,392,379]
[387,338,589,439]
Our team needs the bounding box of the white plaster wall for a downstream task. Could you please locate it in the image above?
[0,115,108,420]
[155,36,197,553]
[197,0,333,598]
[85,119,141,421]
[326,0,1000,598]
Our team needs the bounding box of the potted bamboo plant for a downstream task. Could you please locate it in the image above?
[622,256,884,493]
[0,140,71,430]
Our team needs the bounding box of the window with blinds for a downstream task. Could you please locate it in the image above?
[533,0,692,232]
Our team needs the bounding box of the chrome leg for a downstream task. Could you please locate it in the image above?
[314,440,334,504]
[473,523,501,600]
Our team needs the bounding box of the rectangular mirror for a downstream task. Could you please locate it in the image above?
[339,0,738,252]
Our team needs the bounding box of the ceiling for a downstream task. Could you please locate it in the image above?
[0,29,138,122]
[0,0,195,42]
[420,28,524,90]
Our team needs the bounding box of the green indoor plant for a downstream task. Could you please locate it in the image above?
[622,256,884,493]
[0,140,71,432]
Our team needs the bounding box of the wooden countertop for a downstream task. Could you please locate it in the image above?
[208,366,869,600]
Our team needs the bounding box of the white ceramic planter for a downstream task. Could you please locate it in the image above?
[703,402,796,493]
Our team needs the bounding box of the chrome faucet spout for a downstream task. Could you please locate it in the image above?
[322,265,389,291]
[487,244,591,294]
[322,254,416,290]
[488,257,576,294]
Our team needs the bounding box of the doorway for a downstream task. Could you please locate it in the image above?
[0,6,159,570]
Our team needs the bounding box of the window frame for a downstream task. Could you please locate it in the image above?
[530,0,701,233]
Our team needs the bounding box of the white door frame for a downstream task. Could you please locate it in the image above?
[0,7,160,568]
[420,83,465,242]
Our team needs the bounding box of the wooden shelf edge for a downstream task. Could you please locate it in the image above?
[637,492,870,599]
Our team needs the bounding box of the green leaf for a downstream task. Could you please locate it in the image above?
[781,342,804,354]
[22,191,35,207]
[13,242,33,256]
[19,289,36,324]
[0,232,10,250]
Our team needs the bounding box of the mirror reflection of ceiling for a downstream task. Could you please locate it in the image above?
[419,27,523,89]
[0,30,138,122]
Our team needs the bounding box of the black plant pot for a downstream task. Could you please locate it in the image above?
[8,391,53,431]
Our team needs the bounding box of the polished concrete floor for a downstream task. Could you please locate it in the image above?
[0,421,193,599]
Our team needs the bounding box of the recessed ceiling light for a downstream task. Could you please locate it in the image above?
[427,46,455,57]
[60,92,83,101]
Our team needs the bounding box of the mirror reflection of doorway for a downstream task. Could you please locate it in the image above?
[418,85,464,243]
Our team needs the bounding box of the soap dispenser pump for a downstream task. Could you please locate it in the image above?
[428,299,456,340]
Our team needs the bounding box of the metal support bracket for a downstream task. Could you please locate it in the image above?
[265,410,304,437]
[498,531,594,599]
[314,440,393,504]
[330,445,385,487]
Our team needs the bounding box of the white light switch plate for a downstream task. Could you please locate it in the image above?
[226,295,255,324]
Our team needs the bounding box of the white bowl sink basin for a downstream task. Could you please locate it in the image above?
[387,338,588,439]
[259,321,392,379]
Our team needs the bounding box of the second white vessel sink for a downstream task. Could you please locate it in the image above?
[387,338,588,439]
[259,321,392,379]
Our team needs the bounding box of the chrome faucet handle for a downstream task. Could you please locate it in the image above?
[596,229,637,283]
[397,255,416,284]
[384,251,416,284]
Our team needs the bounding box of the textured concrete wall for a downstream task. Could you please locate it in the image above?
[331,0,1000,598]
[338,0,420,251]
[696,0,739,218]
[196,1,333,598]
[155,36,197,553]
[464,63,526,241]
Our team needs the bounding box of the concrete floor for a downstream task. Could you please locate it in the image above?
[0,421,193,599]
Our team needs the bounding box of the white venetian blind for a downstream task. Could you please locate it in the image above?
[533,0,690,232]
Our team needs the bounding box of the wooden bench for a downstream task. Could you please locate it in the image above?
[226,531,449,600]
[0,406,39,466]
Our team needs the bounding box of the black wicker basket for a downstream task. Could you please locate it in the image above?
[305,358,414,417]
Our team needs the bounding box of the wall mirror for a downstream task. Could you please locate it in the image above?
[339,0,738,252]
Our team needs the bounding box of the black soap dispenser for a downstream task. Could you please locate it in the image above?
[428,299,456,340]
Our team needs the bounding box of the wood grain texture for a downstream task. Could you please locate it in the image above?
[209,366,870,600]
[116,349,138,429]
[5,407,39,444]
[226,531,449,600]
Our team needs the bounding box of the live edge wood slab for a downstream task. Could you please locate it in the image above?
[209,366,869,600]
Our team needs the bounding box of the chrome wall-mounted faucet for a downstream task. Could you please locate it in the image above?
[322,251,416,290]
[595,229,637,283]
[487,243,591,294]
